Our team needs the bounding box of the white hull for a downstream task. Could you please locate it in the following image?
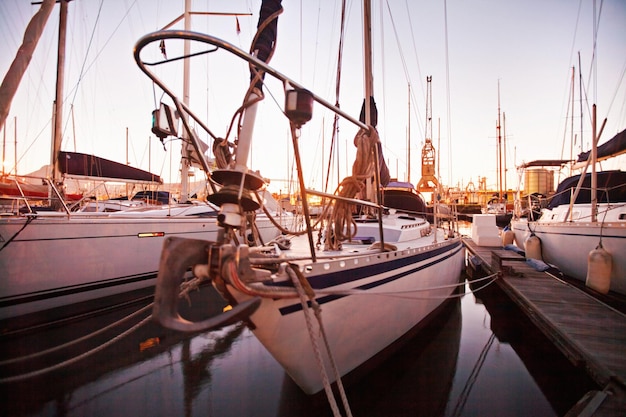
[0,208,281,322]
[226,232,465,394]
[139,25,467,398]
[511,203,626,295]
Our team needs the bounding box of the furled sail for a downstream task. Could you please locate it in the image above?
[0,0,55,129]
[359,96,390,187]
[249,0,283,90]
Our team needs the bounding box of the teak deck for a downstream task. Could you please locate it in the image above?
[463,237,626,416]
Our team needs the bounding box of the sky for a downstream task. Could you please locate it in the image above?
[1,0,625,196]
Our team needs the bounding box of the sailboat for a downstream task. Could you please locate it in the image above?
[510,124,626,295]
[141,0,465,399]
[0,1,282,332]
[482,81,513,228]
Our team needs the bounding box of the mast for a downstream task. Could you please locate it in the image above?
[496,80,502,204]
[503,111,507,196]
[407,83,410,183]
[362,0,373,127]
[591,104,597,222]
[14,117,17,176]
[179,0,192,203]
[2,122,5,176]
[51,0,68,188]
[578,52,583,155]
[570,66,575,166]
[362,0,385,247]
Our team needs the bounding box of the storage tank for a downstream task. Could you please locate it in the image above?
[524,168,554,195]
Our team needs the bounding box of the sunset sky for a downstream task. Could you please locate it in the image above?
[1,0,625,195]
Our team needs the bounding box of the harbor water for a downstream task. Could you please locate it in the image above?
[0,222,600,416]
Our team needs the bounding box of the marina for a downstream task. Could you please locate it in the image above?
[464,237,626,416]
[1,1,625,416]
[0,252,604,416]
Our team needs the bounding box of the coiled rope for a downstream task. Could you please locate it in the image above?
[323,127,380,250]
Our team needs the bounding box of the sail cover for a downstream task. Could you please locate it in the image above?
[59,151,162,184]
[547,170,626,209]
[576,129,626,163]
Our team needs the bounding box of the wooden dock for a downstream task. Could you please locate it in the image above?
[463,237,626,416]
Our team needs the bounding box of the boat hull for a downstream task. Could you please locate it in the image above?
[227,238,465,395]
[0,213,280,327]
[510,219,626,295]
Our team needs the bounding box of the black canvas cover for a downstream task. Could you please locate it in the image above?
[59,151,162,183]
[382,186,427,215]
[548,170,626,209]
[576,129,626,162]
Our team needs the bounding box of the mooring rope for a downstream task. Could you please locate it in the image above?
[0,276,210,382]
[0,303,153,367]
[0,214,35,252]
[288,264,353,417]
[0,314,152,384]
[236,266,499,303]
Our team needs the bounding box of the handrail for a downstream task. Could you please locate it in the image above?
[1,175,71,216]
[132,30,369,133]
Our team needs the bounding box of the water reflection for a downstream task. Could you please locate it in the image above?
[0,276,598,416]
[467,279,596,416]
[278,298,462,417]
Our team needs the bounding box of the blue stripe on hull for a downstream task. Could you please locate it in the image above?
[279,241,464,315]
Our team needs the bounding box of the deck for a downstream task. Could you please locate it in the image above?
[463,237,626,416]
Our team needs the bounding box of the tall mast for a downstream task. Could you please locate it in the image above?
[496,80,502,203]
[51,0,68,188]
[591,105,597,222]
[362,0,384,248]
[2,122,5,176]
[570,66,575,166]
[179,0,192,203]
[407,83,410,183]
[362,0,373,125]
[503,111,507,195]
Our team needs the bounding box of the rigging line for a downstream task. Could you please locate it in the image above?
[383,1,424,136]
[585,0,603,105]
[605,58,626,118]
[567,0,584,68]
[559,69,574,161]
[0,2,23,51]
[444,0,452,186]
[403,0,424,103]
[325,0,347,194]
[13,117,51,171]
[67,0,104,110]
[378,0,386,138]
[560,0,582,153]
[62,0,140,113]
